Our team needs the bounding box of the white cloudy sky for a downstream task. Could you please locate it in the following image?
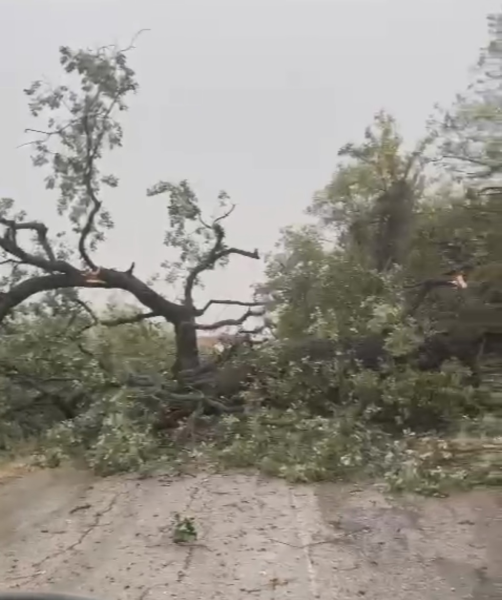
[0,0,500,325]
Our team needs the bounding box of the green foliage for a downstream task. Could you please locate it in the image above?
[172,513,198,543]
[0,312,100,449]
[204,355,494,492]
[261,234,401,339]
[24,44,138,249]
[209,407,390,482]
[307,111,432,271]
[88,304,176,377]
[37,389,163,476]
[309,111,420,231]
[0,304,177,474]
[146,181,236,287]
[440,12,502,182]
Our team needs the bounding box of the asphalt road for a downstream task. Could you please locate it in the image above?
[1,467,501,599]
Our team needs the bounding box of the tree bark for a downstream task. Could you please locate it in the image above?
[173,316,200,376]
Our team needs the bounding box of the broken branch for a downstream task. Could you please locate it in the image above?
[404,273,469,317]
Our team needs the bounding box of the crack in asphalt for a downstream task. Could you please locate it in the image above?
[5,486,124,587]
[175,476,210,584]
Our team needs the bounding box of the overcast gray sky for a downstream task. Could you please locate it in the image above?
[0,0,500,326]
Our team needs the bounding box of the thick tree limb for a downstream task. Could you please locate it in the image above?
[0,267,185,325]
[195,306,265,331]
[0,213,193,335]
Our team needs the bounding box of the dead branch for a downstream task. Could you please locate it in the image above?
[198,203,236,230]
[97,29,151,56]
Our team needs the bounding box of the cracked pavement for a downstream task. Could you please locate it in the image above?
[0,467,501,599]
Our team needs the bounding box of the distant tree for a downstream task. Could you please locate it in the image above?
[309,111,431,272]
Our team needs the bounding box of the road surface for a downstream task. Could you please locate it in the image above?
[0,467,501,599]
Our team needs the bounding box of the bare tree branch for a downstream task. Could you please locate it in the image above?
[62,294,98,332]
[197,203,236,230]
[195,307,265,331]
[0,219,77,276]
[239,323,268,336]
[100,311,159,327]
[0,258,24,267]
[72,306,159,340]
[184,219,259,304]
[195,298,264,316]
[441,152,501,178]
[0,218,57,263]
[97,28,151,56]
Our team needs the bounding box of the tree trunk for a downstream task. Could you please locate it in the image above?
[173,317,200,376]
